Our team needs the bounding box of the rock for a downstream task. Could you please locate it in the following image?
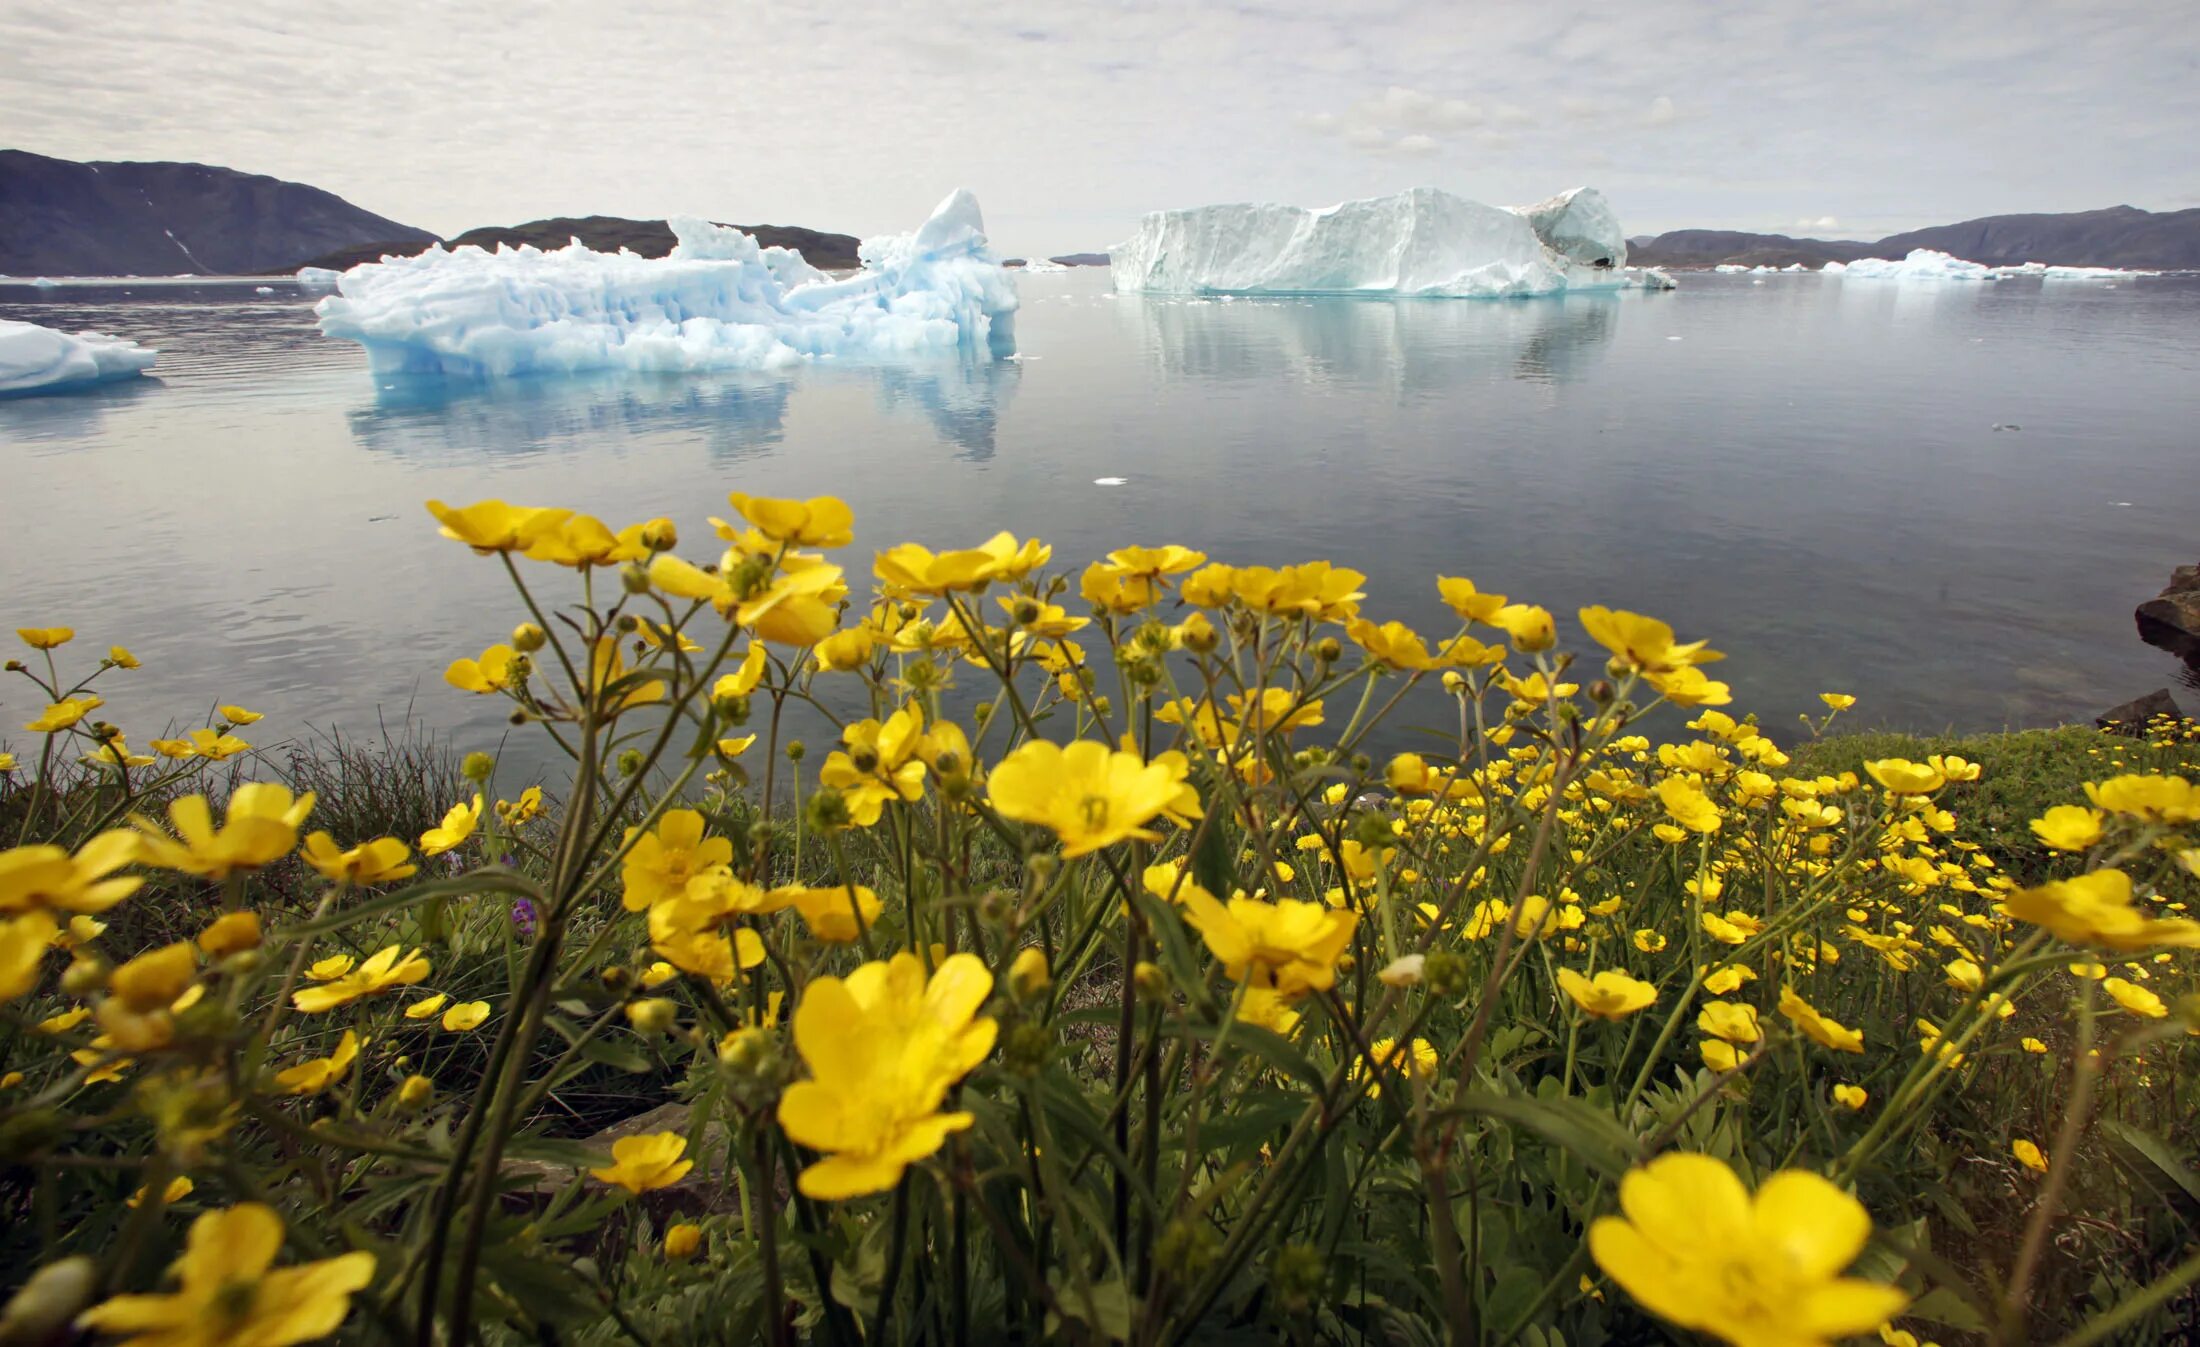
[2136,562,2200,665]
[2096,689,2184,736]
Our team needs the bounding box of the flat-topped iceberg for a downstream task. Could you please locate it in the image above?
[1824,249,1992,281]
[1110,186,1660,298]
[0,319,157,396]
[314,190,1018,377]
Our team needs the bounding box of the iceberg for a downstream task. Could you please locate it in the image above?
[313,190,1018,378]
[296,266,343,287]
[1109,186,1655,298]
[1822,249,1993,281]
[0,319,157,396]
[1986,261,2157,281]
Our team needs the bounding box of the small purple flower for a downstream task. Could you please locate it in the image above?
[510,898,538,940]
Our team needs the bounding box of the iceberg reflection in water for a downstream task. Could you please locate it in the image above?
[343,354,1020,464]
[1115,290,1627,395]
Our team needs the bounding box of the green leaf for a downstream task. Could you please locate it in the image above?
[1441,1090,1644,1180]
[2101,1120,2200,1231]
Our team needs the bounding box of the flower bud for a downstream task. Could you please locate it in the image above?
[625,998,678,1034]
[1587,679,1615,706]
[0,1255,97,1344]
[600,966,633,992]
[61,957,109,997]
[1011,597,1043,626]
[1025,852,1059,886]
[663,1222,703,1261]
[640,518,678,552]
[1008,947,1050,999]
[1422,950,1471,998]
[1377,955,1425,988]
[718,1027,773,1075]
[1270,1243,1325,1314]
[621,562,653,594]
[512,622,547,652]
[398,1074,434,1109]
[1314,637,1342,665]
[197,911,262,956]
[1155,1218,1219,1276]
[972,702,993,727]
[1001,1021,1052,1077]
[617,748,644,777]
[1133,961,1168,999]
[785,739,806,762]
[463,751,496,783]
[806,787,852,833]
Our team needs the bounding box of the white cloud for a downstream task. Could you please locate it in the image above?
[1645,95,1677,126]
[1794,216,1841,230]
[1306,84,1483,157]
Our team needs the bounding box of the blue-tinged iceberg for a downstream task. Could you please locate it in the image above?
[0,320,157,396]
[314,190,1018,377]
[1823,249,1993,281]
[1109,186,1670,298]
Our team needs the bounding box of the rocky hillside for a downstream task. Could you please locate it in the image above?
[297,215,863,273]
[0,149,435,275]
[1631,205,2200,269]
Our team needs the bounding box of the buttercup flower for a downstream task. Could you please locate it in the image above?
[1779,988,1864,1053]
[724,492,855,548]
[426,499,570,553]
[16,627,73,649]
[133,785,314,880]
[0,831,144,915]
[1180,891,1357,998]
[1656,778,1722,834]
[777,953,996,1199]
[1864,759,1945,796]
[0,911,58,1000]
[777,884,884,944]
[1832,1084,1868,1110]
[1589,1153,1907,1347]
[446,645,519,694]
[620,810,734,912]
[291,945,430,1013]
[75,1202,375,1347]
[442,1000,491,1031]
[2103,977,2167,1018]
[275,1030,363,1096]
[2000,869,2200,951]
[988,740,1195,857]
[2083,774,2199,825]
[2012,1139,2048,1174]
[1558,968,1658,1020]
[418,796,482,857]
[1697,1001,1762,1044]
[1578,607,1722,674]
[302,833,417,886]
[2028,805,2104,852]
[590,1132,696,1194]
[25,695,102,733]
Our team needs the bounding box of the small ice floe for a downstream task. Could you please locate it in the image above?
[1992,423,2021,432]
[2112,501,2133,508]
[1003,353,1039,361]
[254,286,275,294]
[1093,477,1128,486]
[1666,335,1682,341]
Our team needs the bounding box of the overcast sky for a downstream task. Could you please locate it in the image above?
[4,0,2196,255]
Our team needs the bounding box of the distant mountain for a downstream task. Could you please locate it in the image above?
[0,149,435,276]
[298,215,863,273]
[1632,206,2200,269]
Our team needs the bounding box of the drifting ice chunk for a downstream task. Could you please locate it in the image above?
[1823,249,1992,281]
[1110,186,1651,298]
[296,267,343,287]
[0,319,157,396]
[313,190,1017,377]
[1986,261,2157,281]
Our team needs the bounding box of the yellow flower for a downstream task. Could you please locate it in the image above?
[2012,1139,2048,1174]
[404,994,449,1020]
[1819,693,1856,711]
[987,741,1194,857]
[1578,607,1722,674]
[875,532,1037,596]
[1589,1154,1907,1347]
[663,1223,704,1261]
[132,784,314,880]
[1346,619,1439,671]
[1007,947,1050,998]
[1656,778,1722,834]
[619,810,734,912]
[1436,576,1506,624]
[1357,1036,1439,1098]
[1646,666,1733,707]
[147,728,251,762]
[1558,968,1658,1020]
[521,514,651,568]
[1633,929,1668,954]
[1180,890,1357,998]
[1696,1001,1762,1044]
[2103,977,2167,1018]
[290,945,430,1013]
[777,884,885,944]
[2083,774,2200,824]
[275,1030,363,1096]
[125,1175,194,1208]
[108,645,141,668]
[1778,988,1864,1053]
[418,796,482,857]
[1864,759,1945,796]
[24,695,101,733]
[589,1132,696,1195]
[218,705,262,726]
[2021,1037,2047,1054]
[1832,1084,1868,1111]
[426,498,570,553]
[16,626,73,649]
[75,1202,375,1347]
[2000,869,2200,951]
[308,955,357,981]
[197,911,262,956]
[777,953,996,1200]
[1490,604,1555,651]
[724,492,855,547]
[0,831,143,915]
[496,786,544,825]
[442,1000,491,1031]
[445,644,519,694]
[301,833,417,886]
[0,911,58,1000]
[2028,805,2105,852]
[712,644,769,702]
[648,875,778,980]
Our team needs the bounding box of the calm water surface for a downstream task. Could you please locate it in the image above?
[3,271,2196,776]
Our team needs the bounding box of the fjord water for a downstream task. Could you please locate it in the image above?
[2,271,2195,773]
